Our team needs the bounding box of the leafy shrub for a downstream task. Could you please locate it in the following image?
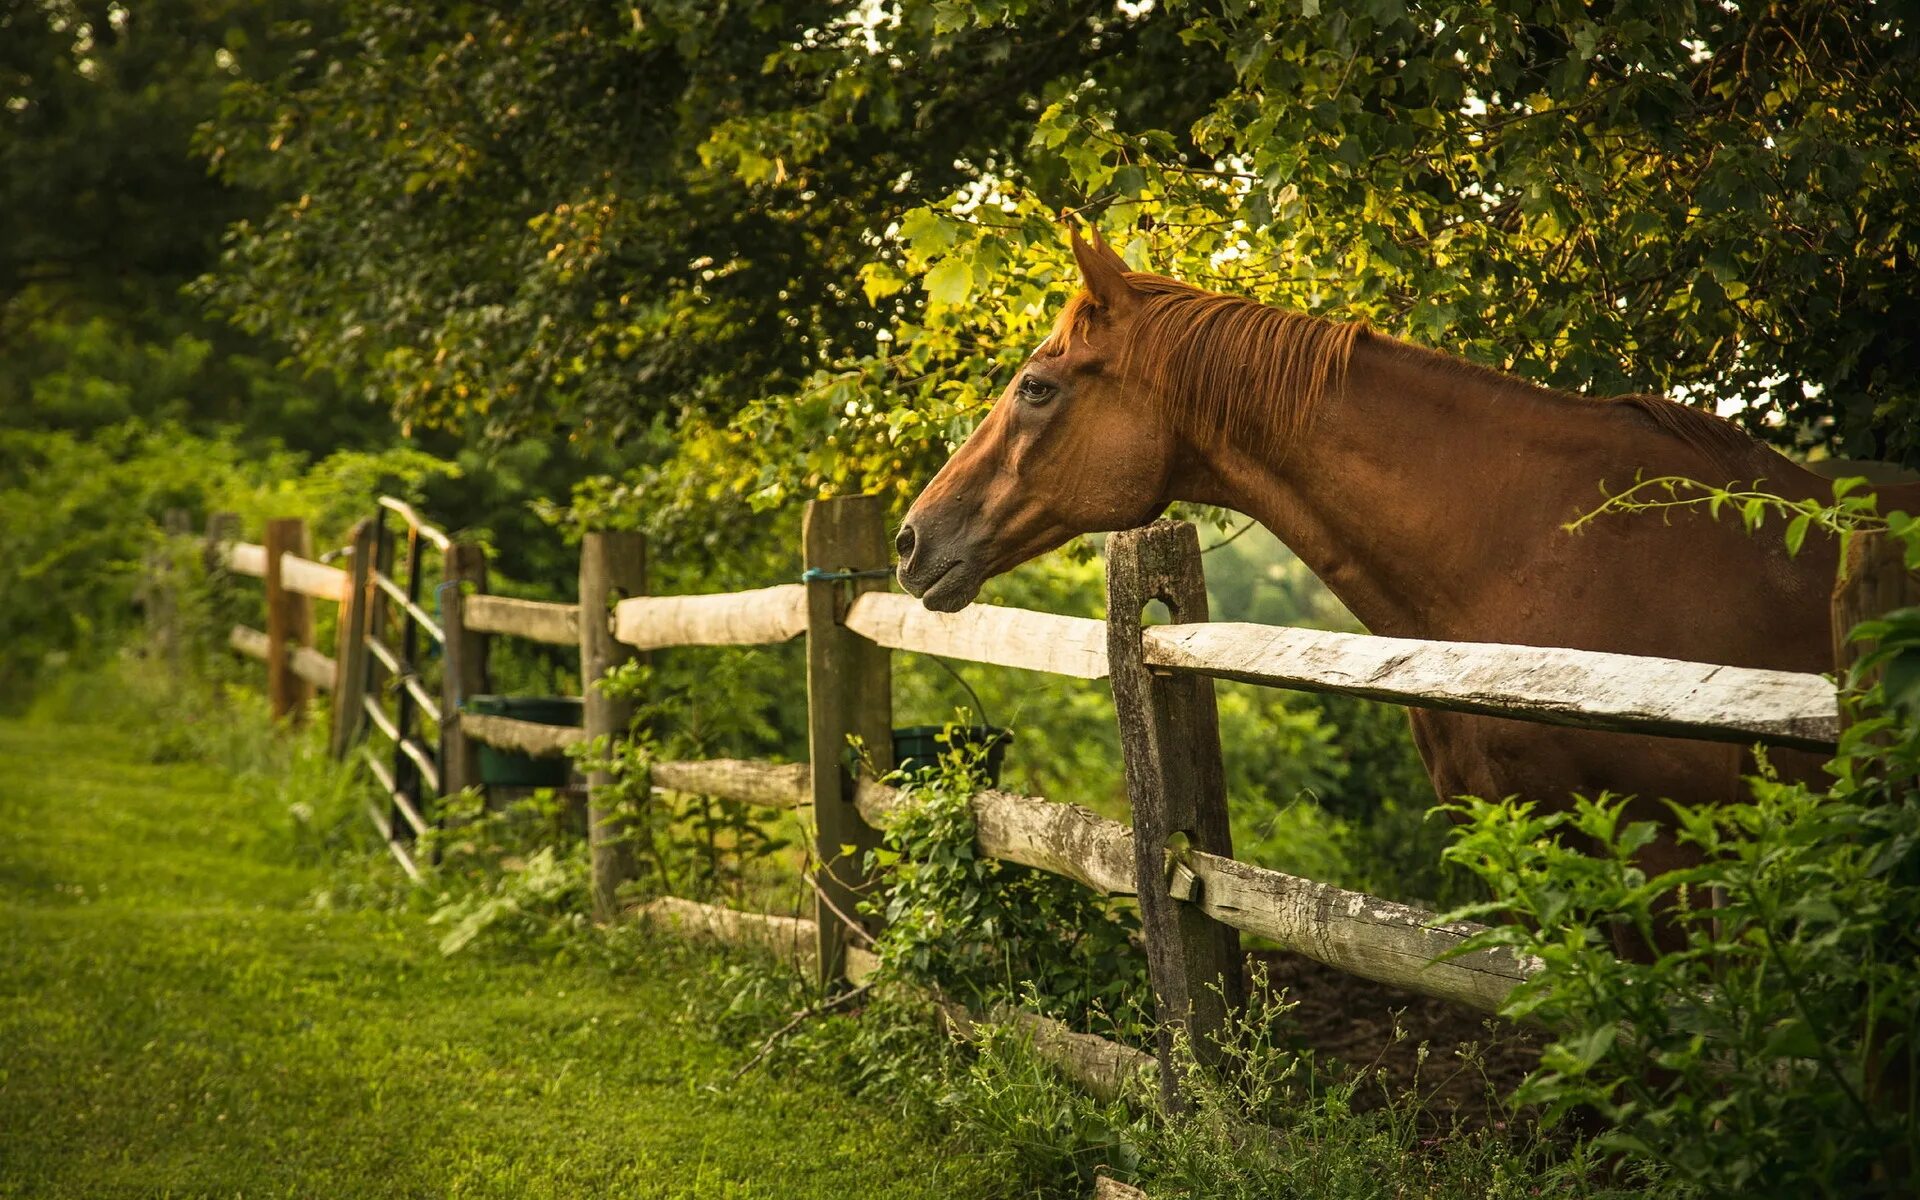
[1441,480,1920,1194]
[862,723,1151,1037]
[1443,741,1919,1193]
[0,418,456,701]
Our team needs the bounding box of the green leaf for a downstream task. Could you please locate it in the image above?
[1785,513,1812,556]
[923,258,973,309]
[898,208,957,258]
[860,262,908,306]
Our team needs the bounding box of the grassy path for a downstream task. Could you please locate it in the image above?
[0,718,983,1198]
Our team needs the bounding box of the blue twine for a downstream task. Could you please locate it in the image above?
[799,567,895,583]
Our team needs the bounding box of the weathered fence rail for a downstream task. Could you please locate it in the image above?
[188,494,1862,1113]
[1144,621,1840,751]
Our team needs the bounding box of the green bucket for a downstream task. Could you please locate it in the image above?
[892,725,1013,787]
[463,695,583,788]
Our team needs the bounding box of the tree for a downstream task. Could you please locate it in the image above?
[195,3,1221,462]
[203,1,1920,554]
[0,0,376,453]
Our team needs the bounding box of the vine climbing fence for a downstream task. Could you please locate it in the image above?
[180,493,1863,1109]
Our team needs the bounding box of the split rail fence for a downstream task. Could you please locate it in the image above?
[199,494,1865,1108]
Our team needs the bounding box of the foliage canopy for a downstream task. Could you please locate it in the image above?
[199,0,1920,519]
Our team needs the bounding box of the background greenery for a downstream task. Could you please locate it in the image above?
[4,2,1917,1193]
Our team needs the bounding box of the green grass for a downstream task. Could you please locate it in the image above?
[0,717,993,1198]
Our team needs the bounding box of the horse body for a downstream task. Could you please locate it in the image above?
[898,231,1920,914]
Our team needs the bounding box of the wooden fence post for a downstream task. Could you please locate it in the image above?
[581,531,646,922]
[1832,531,1920,691]
[202,511,240,574]
[148,508,191,665]
[330,517,377,760]
[439,541,490,800]
[803,495,893,989]
[1105,519,1245,1109]
[1832,528,1920,1177]
[265,517,315,724]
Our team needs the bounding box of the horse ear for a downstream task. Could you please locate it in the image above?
[1069,224,1138,312]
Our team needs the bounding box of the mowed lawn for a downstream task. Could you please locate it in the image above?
[0,718,986,1199]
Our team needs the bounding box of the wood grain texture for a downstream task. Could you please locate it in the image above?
[651,758,809,808]
[844,591,1109,678]
[463,594,579,646]
[265,518,315,723]
[804,496,893,989]
[458,712,586,757]
[1832,530,1920,692]
[611,585,808,650]
[329,519,376,759]
[581,531,646,922]
[1830,530,1920,1139]
[1106,520,1245,1108]
[856,776,1537,1014]
[1144,622,1839,750]
[1185,850,1538,1013]
[856,779,1136,897]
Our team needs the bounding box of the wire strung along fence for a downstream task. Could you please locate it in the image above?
[191,494,1888,1110]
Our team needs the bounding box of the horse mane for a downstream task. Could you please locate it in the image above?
[1037,273,1364,463]
[1603,393,1769,471]
[1039,272,1769,476]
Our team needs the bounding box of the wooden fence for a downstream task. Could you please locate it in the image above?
[196,495,1868,1110]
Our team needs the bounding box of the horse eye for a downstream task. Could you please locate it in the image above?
[1017,376,1057,405]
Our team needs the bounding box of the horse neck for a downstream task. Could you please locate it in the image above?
[1172,333,1806,647]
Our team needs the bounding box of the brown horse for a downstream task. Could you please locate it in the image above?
[897,229,1919,923]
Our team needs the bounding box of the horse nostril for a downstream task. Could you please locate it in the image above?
[895,523,916,564]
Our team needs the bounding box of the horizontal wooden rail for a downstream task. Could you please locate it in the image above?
[1143,623,1840,751]
[460,712,585,758]
[455,717,807,808]
[227,541,267,577]
[227,625,337,692]
[224,542,350,601]
[631,896,1152,1101]
[611,585,808,650]
[377,496,452,551]
[845,592,1109,679]
[857,779,1132,896]
[372,572,445,643]
[855,778,1539,1015]
[652,759,809,808]
[633,896,847,974]
[463,594,579,646]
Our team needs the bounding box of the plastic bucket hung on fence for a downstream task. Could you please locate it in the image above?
[892,725,1014,788]
[463,695,583,788]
